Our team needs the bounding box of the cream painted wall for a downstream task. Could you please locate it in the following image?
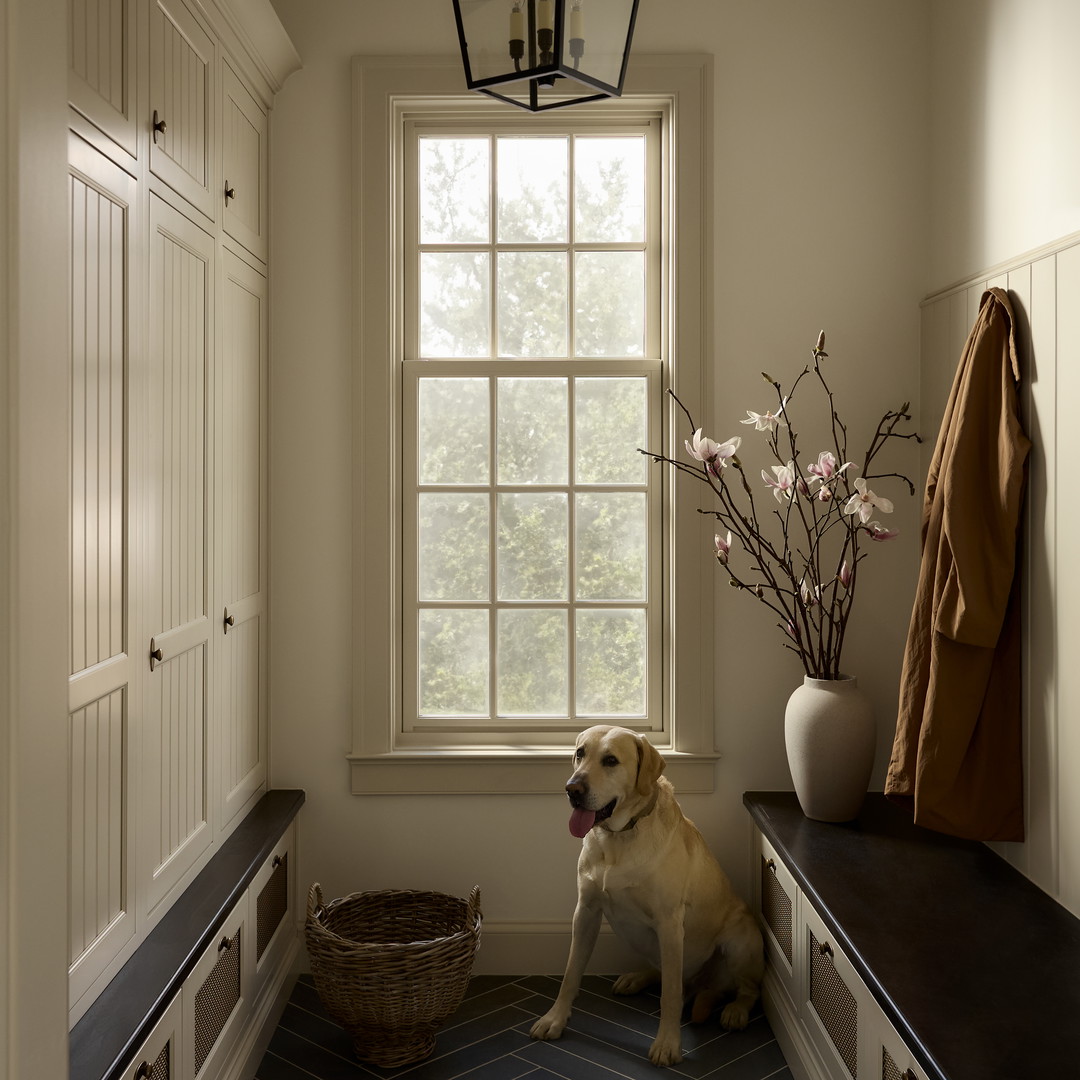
[267,0,930,970]
[927,0,1080,290]
[921,0,1080,914]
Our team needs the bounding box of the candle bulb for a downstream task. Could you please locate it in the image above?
[509,1,524,63]
[570,1,584,40]
[537,0,553,32]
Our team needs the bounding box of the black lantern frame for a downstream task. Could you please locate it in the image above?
[452,0,640,112]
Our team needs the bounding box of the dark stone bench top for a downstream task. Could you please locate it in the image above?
[70,788,306,1080]
[744,791,1080,1080]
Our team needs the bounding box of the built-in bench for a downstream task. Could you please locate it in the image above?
[70,788,305,1080]
[744,791,1080,1080]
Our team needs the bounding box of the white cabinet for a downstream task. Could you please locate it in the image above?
[149,0,217,220]
[143,191,216,915]
[222,61,268,261]
[122,996,185,1080]
[751,826,927,1080]
[217,250,268,830]
[184,900,249,1080]
[69,0,140,158]
[66,0,297,1034]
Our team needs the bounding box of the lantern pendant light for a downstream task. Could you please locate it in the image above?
[452,0,640,112]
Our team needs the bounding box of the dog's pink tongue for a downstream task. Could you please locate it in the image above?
[569,807,596,838]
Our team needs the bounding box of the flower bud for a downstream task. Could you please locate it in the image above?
[816,330,826,352]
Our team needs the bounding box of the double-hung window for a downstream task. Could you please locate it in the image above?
[351,57,715,793]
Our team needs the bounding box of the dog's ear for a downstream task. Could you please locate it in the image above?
[635,735,666,797]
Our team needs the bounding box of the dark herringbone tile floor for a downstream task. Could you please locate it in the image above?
[255,973,792,1080]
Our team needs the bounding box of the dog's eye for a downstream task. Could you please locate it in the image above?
[575,747,584,760]
[602,755,618,768]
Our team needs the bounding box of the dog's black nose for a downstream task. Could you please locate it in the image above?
[566,778,587,807]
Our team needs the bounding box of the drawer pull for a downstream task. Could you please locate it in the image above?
[134,1063,153,1080]
[149,638,163,671]
[765,858,776,872]
[818,940,834,958]
[218,935,233,952]
[224,181,236,203]
[272,854,283,869]
[224,607,235,633]
[152,110,167,142]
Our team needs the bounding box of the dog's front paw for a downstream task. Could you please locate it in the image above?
[719,1001,750,1030]
[613,969,658,996]
[648,1033,684,1067]
[530,1010,568,1041]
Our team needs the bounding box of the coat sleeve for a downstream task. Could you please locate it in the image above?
[934,290,1030,649]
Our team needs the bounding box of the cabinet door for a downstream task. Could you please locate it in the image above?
[874,1012,927,1080]
[755,832,798,1000]
[70,0,139,157]
[183,899,249,1080]
[217,251,268,829]
[251,823,294,987]
[222,61,268,261]
[143,193,215,915]
[121,994,185,1080]
[801,902,871,1080]
[149,0,216,219]
[67,133,139,1008]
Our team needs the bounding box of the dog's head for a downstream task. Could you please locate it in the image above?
[565,725,666,838]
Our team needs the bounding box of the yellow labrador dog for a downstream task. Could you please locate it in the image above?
[530,725,764,1067]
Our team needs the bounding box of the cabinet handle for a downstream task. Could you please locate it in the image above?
[152,110,167,142]
[272,855,283,869]
[765,858,776,872]
[134,1063,153,1080]
[224,607,235,634]
[224,181,236,203]
[149,639,163,671]
[818,941,834,958]
[218,935,233,952]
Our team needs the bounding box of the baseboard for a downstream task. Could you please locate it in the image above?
[761,969,830,1080]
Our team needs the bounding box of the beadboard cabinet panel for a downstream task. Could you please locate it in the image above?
[218,252,268,828]
[67,135,139,1007]
[145,191,214,916]
[222,60,267,261]
[149,0,216,220]
[69,0,139,157]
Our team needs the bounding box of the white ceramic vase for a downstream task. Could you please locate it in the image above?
[784,674,875,823]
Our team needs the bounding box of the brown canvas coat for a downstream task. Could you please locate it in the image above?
[885,288,1030,841]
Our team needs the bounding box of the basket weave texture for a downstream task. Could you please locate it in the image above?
[305,883,482,1067]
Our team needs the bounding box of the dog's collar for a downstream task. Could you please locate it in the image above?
[612,788,659,832]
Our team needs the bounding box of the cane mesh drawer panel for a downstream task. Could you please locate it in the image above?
[809,929,858,1078]
[256,853,287,961]
[882,1047,901,1080]
[134,1041,170,1080]
[760,854,793,964]
[193,928,241,1076]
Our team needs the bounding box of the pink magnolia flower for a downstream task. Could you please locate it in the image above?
[806,450,855,485]
[714,531,732,565]
[685,428,741,469]
[762,461,797,502]
[740,402,788,432]
[864,520,899,542]
[843,477,894,524]
[800,578,820,606]
[817,486,833,502]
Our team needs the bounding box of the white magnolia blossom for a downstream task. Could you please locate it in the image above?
[843,477,894,524]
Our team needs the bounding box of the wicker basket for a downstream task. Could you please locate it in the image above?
[305,883,482,1067]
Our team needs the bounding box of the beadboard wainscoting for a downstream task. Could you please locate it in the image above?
[919,232,1080,916]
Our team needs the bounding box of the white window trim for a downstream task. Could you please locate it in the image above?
[349,54,717,795]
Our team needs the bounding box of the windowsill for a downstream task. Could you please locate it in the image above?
[347,748,719,795]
